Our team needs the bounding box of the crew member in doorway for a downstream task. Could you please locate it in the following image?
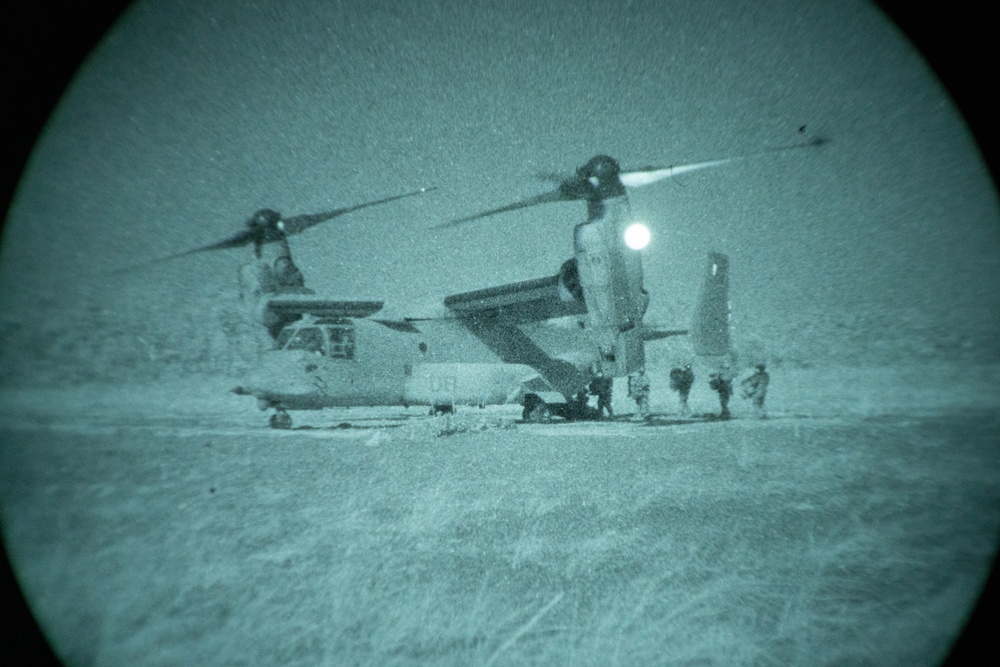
[589,371,614,419]
[741,363,770,419]
[669,363,695,416]
[708,366,733,419]
[628,368,651,421]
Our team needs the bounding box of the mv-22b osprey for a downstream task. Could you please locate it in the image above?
[221,150,770,428]
[133,142,817,427]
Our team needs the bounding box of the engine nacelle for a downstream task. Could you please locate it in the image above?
[572,194,647,376]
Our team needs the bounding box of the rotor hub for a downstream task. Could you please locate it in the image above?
[248,208,282,230]
[576,155,625,199]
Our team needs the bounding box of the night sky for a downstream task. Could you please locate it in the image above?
[2,0,998,363]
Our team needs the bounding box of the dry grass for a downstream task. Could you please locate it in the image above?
[2,378,999,666]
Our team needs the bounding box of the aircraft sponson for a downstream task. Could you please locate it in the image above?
[264,295,385,319]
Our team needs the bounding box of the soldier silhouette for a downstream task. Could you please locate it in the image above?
[741,363,770,419]
[708,366,733,419]
[589,371,614,419]
[669,363,695,416]
[628,368,651,421]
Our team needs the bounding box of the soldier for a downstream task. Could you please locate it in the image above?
[669,363,695,416]
[741,363,770,418]
[628,368,651,421]
[589,371,614,419]
[708,366,733,419]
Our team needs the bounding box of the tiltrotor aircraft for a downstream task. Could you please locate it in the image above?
[227,148,787,428]
[131,141,820,427]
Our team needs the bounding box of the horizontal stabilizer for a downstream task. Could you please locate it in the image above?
[445,273,586,324]
[264,295,384,320]
[642,326,689,342]
[691,252,731,356]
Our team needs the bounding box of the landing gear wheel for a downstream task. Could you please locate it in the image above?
[269,409,292,429]
[527,403,551,423]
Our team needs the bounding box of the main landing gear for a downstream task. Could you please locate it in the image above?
[521,393,600,423]
[521,394,552,423]
[269,408,292,429]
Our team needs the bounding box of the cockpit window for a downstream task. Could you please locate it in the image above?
[284,327,324,353]
[275,322,355,358]
[327,324,355,359]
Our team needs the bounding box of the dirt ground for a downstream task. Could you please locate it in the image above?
[1,362,999,666]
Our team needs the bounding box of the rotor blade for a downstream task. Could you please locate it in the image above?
[535,171,569,184]
[621,136,828,188]
[110,229,260,275]
[620,158,732,187]
[111,187,436,275]
[434,188,575,230]
[280,186,437,235]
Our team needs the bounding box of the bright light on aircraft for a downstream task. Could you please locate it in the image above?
[624,223,651,250]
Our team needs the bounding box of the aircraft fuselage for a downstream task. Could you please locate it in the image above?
[236,315,588,412]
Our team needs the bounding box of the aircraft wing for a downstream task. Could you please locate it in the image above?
[263,295,385,320]
[444,274,586,324]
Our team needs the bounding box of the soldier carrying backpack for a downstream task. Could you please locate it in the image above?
[669,364,695,416]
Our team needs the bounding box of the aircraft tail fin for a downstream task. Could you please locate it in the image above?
[690,252,731,356]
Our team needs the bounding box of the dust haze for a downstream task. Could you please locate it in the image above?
[1,0,999,665]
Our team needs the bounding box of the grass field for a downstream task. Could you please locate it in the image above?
[1,365,999,665]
